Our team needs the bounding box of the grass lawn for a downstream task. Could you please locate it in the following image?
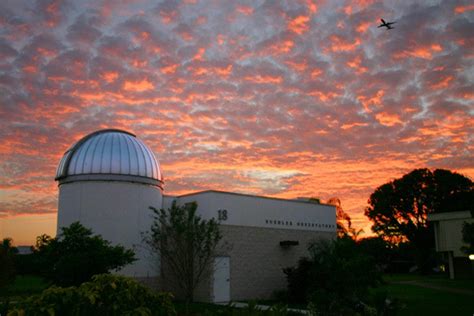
[419,278,474,291]
[380,274,474,316]
[0,275,49,300]
[383,272,474,291]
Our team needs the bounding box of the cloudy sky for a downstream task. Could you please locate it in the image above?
[0,0,473,244]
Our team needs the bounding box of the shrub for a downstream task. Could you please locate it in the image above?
[282,258,312,304]
[8,274,175,316]
[285,237,382,315]
[34,222,136,286]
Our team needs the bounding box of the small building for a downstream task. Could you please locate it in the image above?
[162,190,335,301]
[428,211,474,279]
[55,129,336,301]
[16,246,33,255]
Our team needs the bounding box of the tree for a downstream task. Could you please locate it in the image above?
[145,201,223,303]
[327,197,363,240]
[0,238,17,289]
[284,237,381,314]
[365,168,473,272]
[461,221,474,255]
[34,222,136,286]
[357,236,392,270]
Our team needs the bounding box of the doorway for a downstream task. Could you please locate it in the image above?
[213,256,230,302]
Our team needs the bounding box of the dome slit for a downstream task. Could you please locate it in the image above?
[134,137,148,177]
[92,134,106,173]
[123,134,132,174]
[79,136,95,174]
[100,133,113,174]
[109,133,115,174]
[85,135,101,174]
[125,134,140,175]
[137,138,154,179]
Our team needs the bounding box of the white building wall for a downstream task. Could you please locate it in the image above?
[162,195,177,210]
[57,181,162,277]
[429,211,473,257]
[175,191,336,232]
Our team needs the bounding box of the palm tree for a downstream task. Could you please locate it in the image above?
[326,198,364,240]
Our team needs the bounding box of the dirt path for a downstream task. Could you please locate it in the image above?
[392,280,474,296]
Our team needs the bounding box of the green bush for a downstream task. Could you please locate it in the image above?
[282,258,312,304]
[34,222,136,286]
[284,237,383,315]
[8,274,175,316]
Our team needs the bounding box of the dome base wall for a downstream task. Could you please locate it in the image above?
[57,181,163,278]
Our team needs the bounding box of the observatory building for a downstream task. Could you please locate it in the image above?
[56,129,336,302]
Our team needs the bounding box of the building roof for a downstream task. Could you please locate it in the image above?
[55,129,163,186]
[427,210,473,221]
[170,190,335,208]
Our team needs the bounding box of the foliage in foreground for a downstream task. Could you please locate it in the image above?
[0,238,18,290]
[35,222,136,286]
[7,274,175,316]
[197,302,300,316]
[284,237,385,315]
[145,201,223,303]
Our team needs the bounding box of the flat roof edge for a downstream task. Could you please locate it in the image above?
[427,210,473,221]
[174,190,335,207]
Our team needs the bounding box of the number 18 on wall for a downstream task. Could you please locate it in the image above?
[217,209,228,221]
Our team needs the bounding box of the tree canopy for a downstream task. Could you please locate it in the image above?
[365,168,472,244]
[145,201,223,303]
[365,168,473,272]
[35,222,136,286]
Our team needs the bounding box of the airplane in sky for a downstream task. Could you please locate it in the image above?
[378,18,396,30]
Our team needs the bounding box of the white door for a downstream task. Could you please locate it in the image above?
[213,256,230,302]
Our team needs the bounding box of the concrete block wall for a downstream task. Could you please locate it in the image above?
[206,225,334,301]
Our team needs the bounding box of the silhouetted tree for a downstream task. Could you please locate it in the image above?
[145,201,223,303]
[365,168,473,272]
[461,221,474,255]
[0,238,17,289]
[357,236,392,270]
[327,197,363,239]
[34,222,135,286]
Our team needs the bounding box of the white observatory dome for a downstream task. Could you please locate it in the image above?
[55,129,163,187]
[56,129,163,277]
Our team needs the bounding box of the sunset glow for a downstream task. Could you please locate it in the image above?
[0,0,473,245]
